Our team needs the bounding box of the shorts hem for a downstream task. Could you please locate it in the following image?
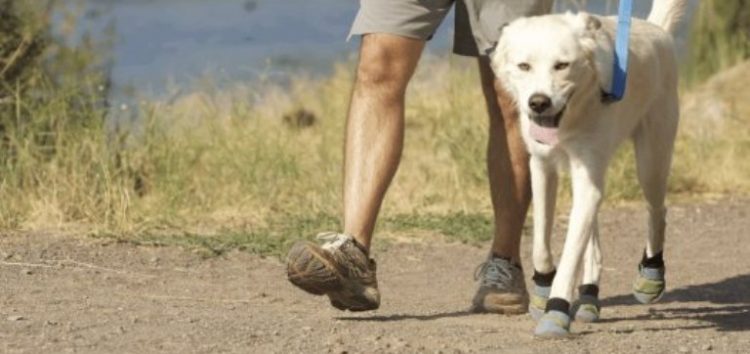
[348,28,432,43]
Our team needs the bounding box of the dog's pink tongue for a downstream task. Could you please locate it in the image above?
[529,121,559,146]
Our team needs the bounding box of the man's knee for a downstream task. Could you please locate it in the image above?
[354,35,423,95]
[356,61,405,95]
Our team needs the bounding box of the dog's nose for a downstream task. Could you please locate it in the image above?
[528,94,552,114]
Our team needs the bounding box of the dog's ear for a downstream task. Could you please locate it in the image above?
[584,14,602,31]
[485,23,508,56]
[488,23,509,75]
[573,13,615,96]
[568,12,602,34]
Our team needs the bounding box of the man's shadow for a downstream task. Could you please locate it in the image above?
[600,273,750,332]
[336,310,474,322]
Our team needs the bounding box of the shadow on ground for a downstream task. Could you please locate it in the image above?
[602,274,750,332]
[336,311,474,322]
[335,275,750,333]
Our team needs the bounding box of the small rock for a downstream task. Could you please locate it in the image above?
[678,346,690,353]
[283,108,317,129]
[7,315,25,321]
[21,269,32,275]
[302,326,312,331]
[702,344,713,351]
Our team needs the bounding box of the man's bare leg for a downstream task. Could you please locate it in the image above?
[343,34,425,251]
[286,33,424,311]
[470,56,532,314]
[479,56,531,263]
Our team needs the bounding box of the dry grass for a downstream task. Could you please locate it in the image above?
[1,54,749,249]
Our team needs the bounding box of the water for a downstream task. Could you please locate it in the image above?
[78,0,696,97]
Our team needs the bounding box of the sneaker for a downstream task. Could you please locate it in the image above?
[470,256,529,314]
[286,232,380,311]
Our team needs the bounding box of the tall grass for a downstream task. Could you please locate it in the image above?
[0,1,748,248]
[683,0,750,86]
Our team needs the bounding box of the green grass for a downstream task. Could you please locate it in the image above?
[107,210,498,259]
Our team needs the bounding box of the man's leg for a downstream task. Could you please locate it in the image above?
[344,34,425,251]
[470,56,532,314]
[478,56,531,264]
[286,33,424,311]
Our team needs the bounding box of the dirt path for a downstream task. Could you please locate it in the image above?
[1,200,749,353]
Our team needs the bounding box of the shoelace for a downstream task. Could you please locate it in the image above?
[316,232,352,251]
[474,258,514,290]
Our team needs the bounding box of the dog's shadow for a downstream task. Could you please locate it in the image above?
[335,275,750,332]
[600,274,750,332]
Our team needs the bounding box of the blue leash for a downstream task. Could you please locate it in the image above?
[603,0,633,103]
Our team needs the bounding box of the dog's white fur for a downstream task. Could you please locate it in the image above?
[490,0,686,304]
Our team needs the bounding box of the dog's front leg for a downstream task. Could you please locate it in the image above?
[530,156,558,273]
[535,156,604,337]
[528,155,558,320]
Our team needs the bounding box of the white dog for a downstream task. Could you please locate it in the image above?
[490,0,687,337]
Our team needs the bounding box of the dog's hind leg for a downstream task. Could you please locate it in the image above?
[528,156,558,320]
[574,218,602,322]
[631,101,679,304]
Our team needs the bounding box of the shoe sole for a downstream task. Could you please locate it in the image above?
[474,304,527,315]
[472,295,528,315]
[287,241,343,295]
[287,241,379,311]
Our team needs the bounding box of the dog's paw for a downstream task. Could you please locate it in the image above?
[529,284,550,321]
[573,302,600,323]
[534,310,571,338]
[573,285,601,322]
[633,266,665,304]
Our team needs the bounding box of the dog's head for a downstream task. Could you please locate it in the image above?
[490,12,613,146]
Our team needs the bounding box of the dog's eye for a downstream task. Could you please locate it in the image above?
[517,63,531,71]
[554,62,570,71]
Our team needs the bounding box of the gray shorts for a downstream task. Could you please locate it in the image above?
[349,0,553,57]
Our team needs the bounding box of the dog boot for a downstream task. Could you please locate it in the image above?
[633,265,665,304]
[534,298,571,338]
[573,284,601,323]
[633,251,666,304]
[529,270,555,320]
[529,284,550,321]
[534,310,571,338]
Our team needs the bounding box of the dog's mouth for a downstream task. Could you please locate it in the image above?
[529,106,566,146]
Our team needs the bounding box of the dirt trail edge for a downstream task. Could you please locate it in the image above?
[1,200,749,353]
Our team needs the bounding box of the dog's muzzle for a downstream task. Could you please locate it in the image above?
[530,107,565,128]
[528,106,566,146]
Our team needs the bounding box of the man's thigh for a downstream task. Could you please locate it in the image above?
[455,0,554,57]
[349,0,453,41]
